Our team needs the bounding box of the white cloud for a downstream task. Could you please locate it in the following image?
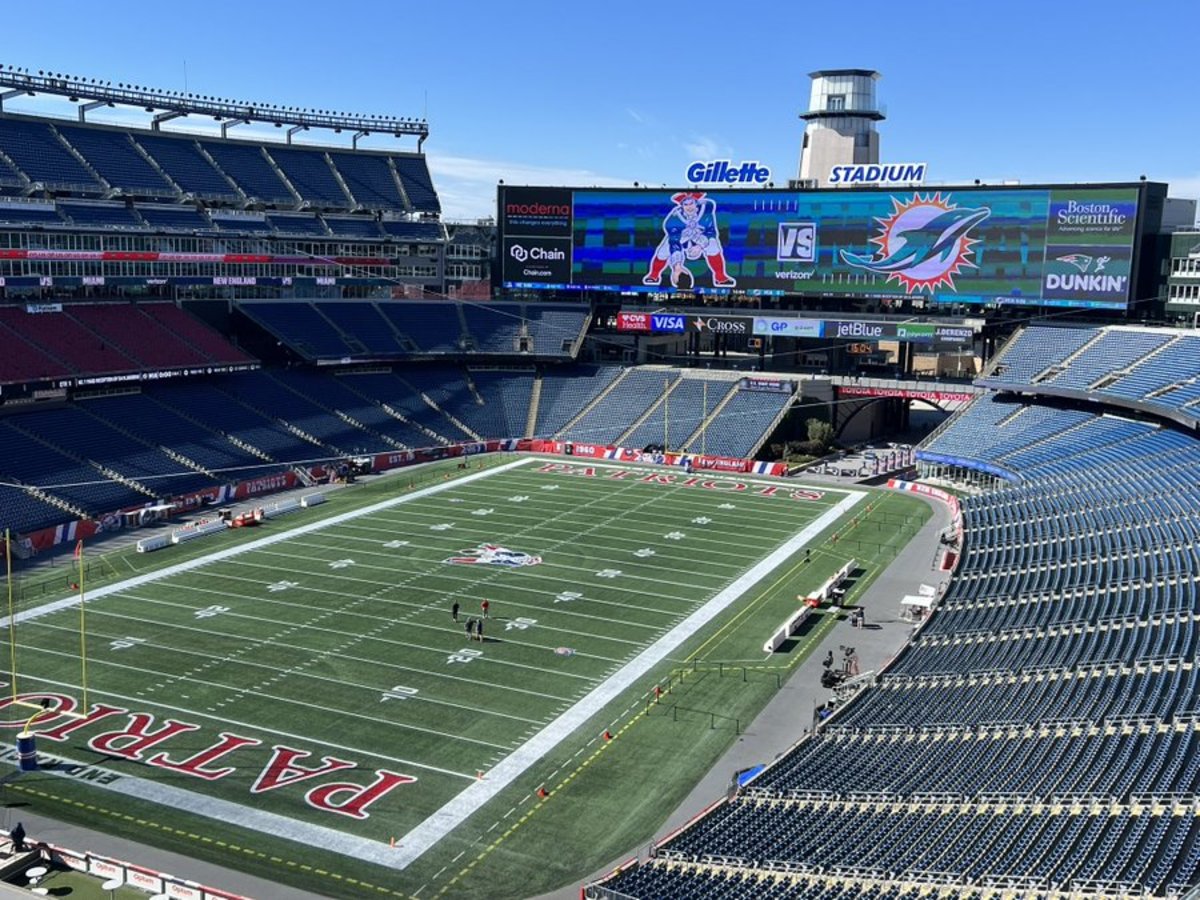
[427,154,634,220]
[682,135,732,160]
[1164,173,1200,200]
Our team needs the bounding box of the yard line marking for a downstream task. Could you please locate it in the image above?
[387,489,864,868]
[25,647,520,754]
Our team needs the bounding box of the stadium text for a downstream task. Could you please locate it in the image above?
[828,163,927,186]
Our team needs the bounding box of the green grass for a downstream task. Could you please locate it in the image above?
[0,456,929,898]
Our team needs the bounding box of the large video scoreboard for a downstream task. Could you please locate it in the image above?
[498,182,1165,310]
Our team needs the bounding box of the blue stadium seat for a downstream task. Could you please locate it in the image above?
[134,133,239,200]
[0,117,101,190]
[56,124,174,194]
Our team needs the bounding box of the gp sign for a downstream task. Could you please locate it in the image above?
[752,317,822,338]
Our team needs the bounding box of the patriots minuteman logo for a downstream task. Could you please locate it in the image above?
[444,544,543,567]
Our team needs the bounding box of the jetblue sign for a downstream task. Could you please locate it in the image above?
[686,160,771,185]
[829,163,927,186]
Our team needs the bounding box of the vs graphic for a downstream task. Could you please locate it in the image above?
[777,223,817,263]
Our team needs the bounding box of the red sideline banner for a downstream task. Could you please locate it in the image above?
[838,386,975,403]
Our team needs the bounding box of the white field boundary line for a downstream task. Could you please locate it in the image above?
[2,456,533,628]
[388,488,865,869]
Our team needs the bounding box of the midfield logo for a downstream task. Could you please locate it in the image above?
[444,544,543,567]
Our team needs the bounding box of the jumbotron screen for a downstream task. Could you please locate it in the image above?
[498,183,1151,310]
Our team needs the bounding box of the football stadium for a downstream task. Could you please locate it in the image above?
[0,52,1198,900]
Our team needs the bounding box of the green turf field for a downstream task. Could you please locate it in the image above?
[0,456,929,898]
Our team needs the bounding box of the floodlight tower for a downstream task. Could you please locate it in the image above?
[795,69,883,188]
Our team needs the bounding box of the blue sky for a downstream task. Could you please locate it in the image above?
[3,0,1197,219]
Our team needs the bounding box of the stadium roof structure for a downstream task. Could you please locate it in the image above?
[0,65,429,149]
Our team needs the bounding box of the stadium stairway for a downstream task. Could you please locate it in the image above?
[5,416,156,505]
[742,386,795,459]
[76,400,219,482]
[325,151,359,208]
[21,481,86,520]
[396,372,481,442]
[50,124,109,193]
[1029,329,1108,384]
[678,380,740,452]
[143,392,277,466]
[525,373,543,439]
[385,157,413,210]
[553,367,634,439]
[454,302,472,349]
[615,374,683,446]
[331,373,454,448]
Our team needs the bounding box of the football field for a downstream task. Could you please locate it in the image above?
[1,456,928,898]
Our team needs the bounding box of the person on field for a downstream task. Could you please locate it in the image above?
[451,600,460,623]
[481,598,491,619]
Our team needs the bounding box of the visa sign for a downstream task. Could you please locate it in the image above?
[828,163,927,186]
[686,160,771,185]
[651,313,686,333]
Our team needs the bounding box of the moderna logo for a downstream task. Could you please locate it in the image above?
[506,202,570,217]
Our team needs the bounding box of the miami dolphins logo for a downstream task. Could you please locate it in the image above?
[840,193,990,294]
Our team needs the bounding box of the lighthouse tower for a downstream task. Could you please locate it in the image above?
[795,69,883,188]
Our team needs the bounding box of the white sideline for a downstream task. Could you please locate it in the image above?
[388,489,864,869]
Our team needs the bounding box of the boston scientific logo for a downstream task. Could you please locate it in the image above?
[686,160,771,185]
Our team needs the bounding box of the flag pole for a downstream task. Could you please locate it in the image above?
[77,540,88,712]
[6,530,16,703]
[701,382,708,457]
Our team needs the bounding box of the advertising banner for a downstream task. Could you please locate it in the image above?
[752,317,822,338]
[616,312,652,332]
[498,183,1148,309]
[838,386,976,402]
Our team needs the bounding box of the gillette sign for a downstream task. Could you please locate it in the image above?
[686,160,771,185]
[829,163,927,186]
